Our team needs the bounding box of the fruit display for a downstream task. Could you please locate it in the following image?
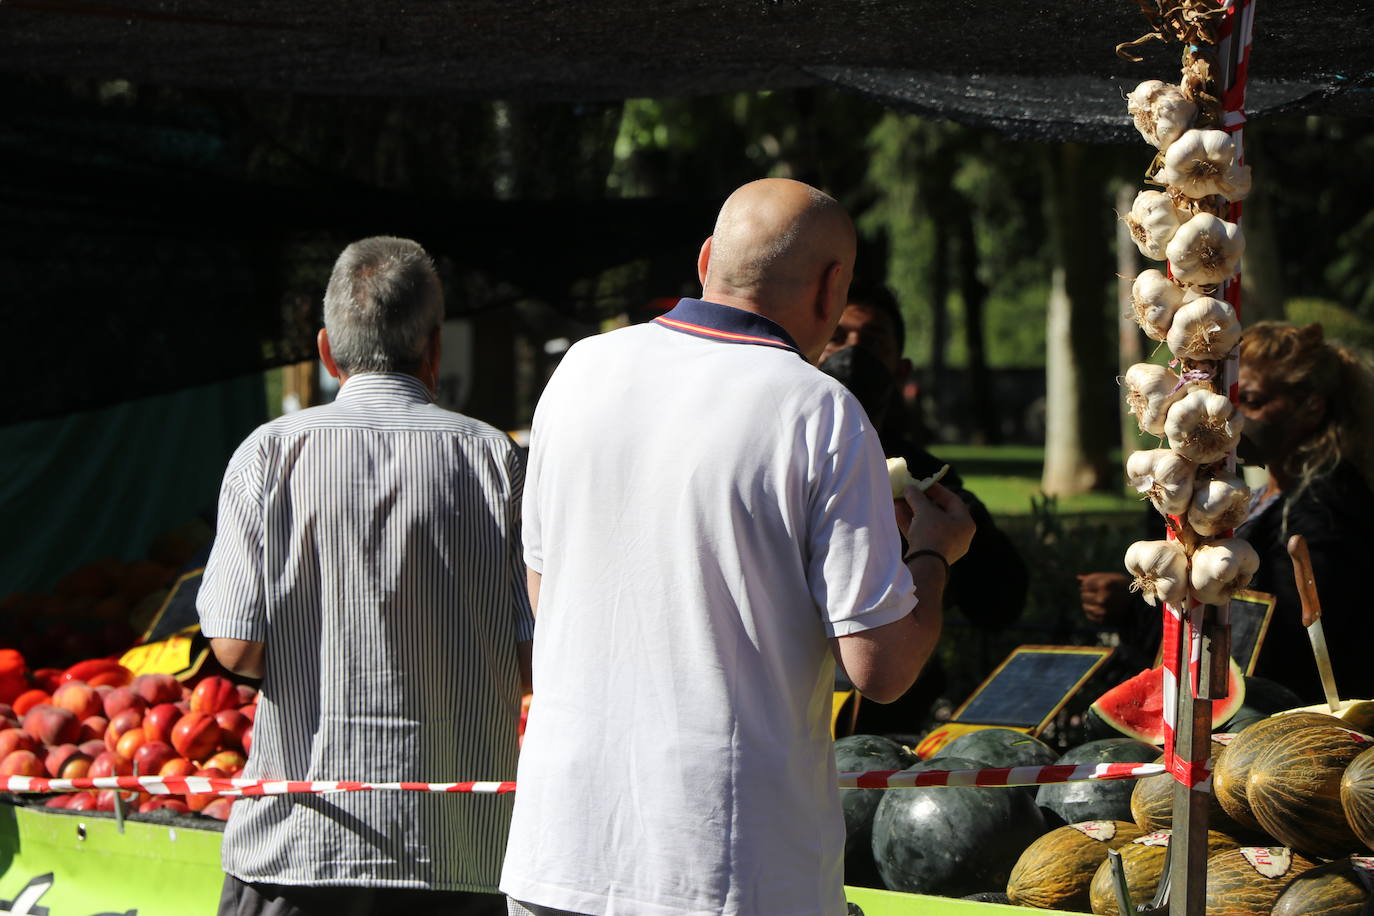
[1129,739,1259,841]
[931,728,1058,771]
[1,655,255,824]
[870,756,1048,898]
[1202,846,1318,916]
[1212,711,1345,833]
[1086,829,1239,916]
[1005,820,1143,911]
[1035,738,1158,828]
[835,734,916,888]
[1340,745,1374,852]
[1247,723,1374,859]
[1269,855,1374,916]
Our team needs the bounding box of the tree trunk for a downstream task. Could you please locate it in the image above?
[927,223,950,439]
[1041,144,1115,495]
[1116,182,1146,465]
[955,196,998,444]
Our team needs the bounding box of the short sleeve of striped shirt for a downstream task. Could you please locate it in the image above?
[198,442,267,642]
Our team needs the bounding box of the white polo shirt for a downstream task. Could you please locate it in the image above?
[501,300,917,916]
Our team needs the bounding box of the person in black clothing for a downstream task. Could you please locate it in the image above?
[819,283,1029,734]
[1080,321,1374,704]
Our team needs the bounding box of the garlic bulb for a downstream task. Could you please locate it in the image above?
[1165,213,1245,286]
[1166,296,1241,361]
[1190,538,1260,605]
[1188,472,1252,536]
[1160,129,1253,201]
[1126,190,1190,261]
[1125,539,1189,607]
[1127,80,1198,150]
[1126,449,1197,516]
[1131,269,1186,341]
[1124,363,1187,437]
[1164,389,1245,464]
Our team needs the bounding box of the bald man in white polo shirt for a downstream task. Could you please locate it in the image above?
[502,180,975,916]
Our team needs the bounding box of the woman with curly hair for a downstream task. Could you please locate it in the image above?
[1234,320,1374,702]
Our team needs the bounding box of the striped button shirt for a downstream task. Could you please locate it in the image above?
[197,372,533,891]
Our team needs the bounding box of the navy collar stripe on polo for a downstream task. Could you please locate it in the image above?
[652,298,805,359]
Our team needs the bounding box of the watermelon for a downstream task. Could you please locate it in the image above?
[870,756,1048,897]
[1087,829,1239,916]
[1219,676,1302,730]
[1248,723,1373,859]
[1089,658,1245,745]
[1212,711,1343,832]
[1340,745,1374,852]
[1035,738,1158,828]
[932,727,1057,770]
[834,734,915,887]
[1005,820,1143,911]
[1270,855,1374,916]
[960,892,1011,903]
[1203,847,1319,916]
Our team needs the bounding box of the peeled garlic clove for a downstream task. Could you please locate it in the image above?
[1164,389,1244,464]
[1125,539,1189,607]
[1124,363,1186,438]
[1188,472,1252,537]
[1161,129,1247,200]
[1126,448,1196,516]
[1166,296,1241,361]
[1127,80,1198,151]
[1126,190,1190,261]
[1190,538,1260,605]
[1166,212,1245,286]
[1131,269,1186,341]
[886,457,918,498]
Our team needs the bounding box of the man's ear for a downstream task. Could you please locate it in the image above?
[318,328,341,379]
[697,237,713,289]
[816,261,849,325]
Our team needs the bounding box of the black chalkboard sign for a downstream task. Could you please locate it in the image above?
[141,567,205,644]
[1226,589,1276,676]
[952,645,1115,734]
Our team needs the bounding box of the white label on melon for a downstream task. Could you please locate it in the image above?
[1336,727,1374,744]
[1070,821,1118,842]
[1239,847,1293,879]
[1135,832,1172,847]
[1212,733,1235,745]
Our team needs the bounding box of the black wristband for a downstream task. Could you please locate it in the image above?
[903,548,950,577]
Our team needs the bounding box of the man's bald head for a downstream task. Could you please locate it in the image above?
[698,179,856,361]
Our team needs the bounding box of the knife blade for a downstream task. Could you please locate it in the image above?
[1287,534,1342,713]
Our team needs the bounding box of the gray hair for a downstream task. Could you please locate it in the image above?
[323,236,443,375]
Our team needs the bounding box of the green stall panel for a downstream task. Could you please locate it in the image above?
[1,801,1045,915]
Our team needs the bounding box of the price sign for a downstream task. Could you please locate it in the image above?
[1226,589,1276,676]
[120,567,209,678]
[950,645,1115,736]
[120,631,197,676]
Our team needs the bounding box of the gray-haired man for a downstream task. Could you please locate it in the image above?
[200,236,533,916]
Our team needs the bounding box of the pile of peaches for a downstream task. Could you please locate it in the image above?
[1,650,252,821]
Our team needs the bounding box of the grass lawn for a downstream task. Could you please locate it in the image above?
[932,444,1143,517]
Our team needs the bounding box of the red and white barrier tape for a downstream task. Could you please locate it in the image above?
[3,761,1172,797]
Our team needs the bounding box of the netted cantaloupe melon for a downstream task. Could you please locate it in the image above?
[1340,746,1374,853]
[1203,846,1318,915]
[1087,829,1238,915]
[1212,711,1342,831]
[1006,820,1143,911]
[1247,723,1373,859]
[1270,855,1374,916]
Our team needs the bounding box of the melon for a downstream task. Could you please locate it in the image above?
[1340,745,1374,852]
[1280,699,1374,735]
[870,756,1048,897]
[1203,846,1319,916]
[1129,740,1259,840]
[1219,676,1302,730]
[1270,855,1374,916]
[933,727,1058,770]
[1212,710,1343,832]
[1086,829,1238,915]
[1036,738,1158,828]
[1247,723,1373,859]
[1089,659,1245,745]
[1006,820,1143,911]
[834,734,915,887]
